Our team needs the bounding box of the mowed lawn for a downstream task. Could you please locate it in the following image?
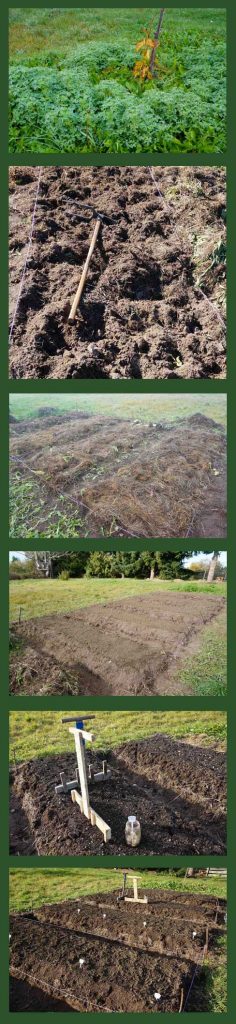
[9,710,227,764]
[10,393,227,427]
[9,577,227,621]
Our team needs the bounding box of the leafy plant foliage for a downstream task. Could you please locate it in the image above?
[9,17,226,153]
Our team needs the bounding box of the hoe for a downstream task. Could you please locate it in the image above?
[68,205,115,321]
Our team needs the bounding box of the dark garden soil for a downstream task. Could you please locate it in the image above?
[10,410,227,538]
[9,734,227,856]
[10,975,74,1012]
[9,890,227,1012]
[9,166,226,381]
[9,591,226,696]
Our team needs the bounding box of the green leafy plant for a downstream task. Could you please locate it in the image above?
[9,10,226,154]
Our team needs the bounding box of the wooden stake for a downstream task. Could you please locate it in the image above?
[71,789,111,843]
[68,218,101,321]
[124,876,148,904]
[71,728,90,818]
[90,807,111,843]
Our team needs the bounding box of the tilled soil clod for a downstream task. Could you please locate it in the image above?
[9,166,226,380]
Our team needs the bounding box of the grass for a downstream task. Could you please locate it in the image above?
[9,868,227,913]
[9,9,226,56]
[9,8,226,153]
[9,577,227,623]
[187,933,227,1013]
[9,710,227,764]
[180,611,227,698]
[9,393,227,428]
[9,475,83,539]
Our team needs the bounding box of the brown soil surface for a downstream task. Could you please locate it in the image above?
[9,890,226,1012]
[9,591,226,696]
[9,734,226,856]
[9,166,226,381]
[10,410,227,538]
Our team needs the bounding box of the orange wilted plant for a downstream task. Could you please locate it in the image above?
[133,9,165,83]
[133,33,157,81]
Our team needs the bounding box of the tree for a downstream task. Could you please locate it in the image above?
[52,552,89,578]
[86,552,114,577]
[207,551,220,583]
[189,559,210,577]
[156,551,188,579]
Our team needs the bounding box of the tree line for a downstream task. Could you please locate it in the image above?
[10,551,226,581]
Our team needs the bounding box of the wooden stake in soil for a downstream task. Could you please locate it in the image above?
[68,217,101,321]
[71,788,111,843]
[69,727,91,818]
[55,715,112,843]
[124,875,148,904]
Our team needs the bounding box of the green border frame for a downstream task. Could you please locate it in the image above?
[1,0,234,1021]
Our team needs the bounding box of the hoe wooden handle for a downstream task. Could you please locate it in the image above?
[68,217,101,321]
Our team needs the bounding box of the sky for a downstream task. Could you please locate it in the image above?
[184,552,227,567]
[9,551,227,566]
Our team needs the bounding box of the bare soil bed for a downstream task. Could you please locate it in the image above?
[9,591,226,696]
[10,410,227,538]
[9,166,226,381]
[9,890,226,1012]
[9,734,227,856]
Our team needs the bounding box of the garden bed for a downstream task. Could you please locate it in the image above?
[9,888,226,1012]
[9,166,226,380]
[9,733,227,856]
[10,409,227,538]
[9,591,226,696]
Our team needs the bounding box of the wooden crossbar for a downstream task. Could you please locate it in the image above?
[69,726,95,743]
[55,771,78,795]
[125,876,148,904]
[71,789,111,843]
